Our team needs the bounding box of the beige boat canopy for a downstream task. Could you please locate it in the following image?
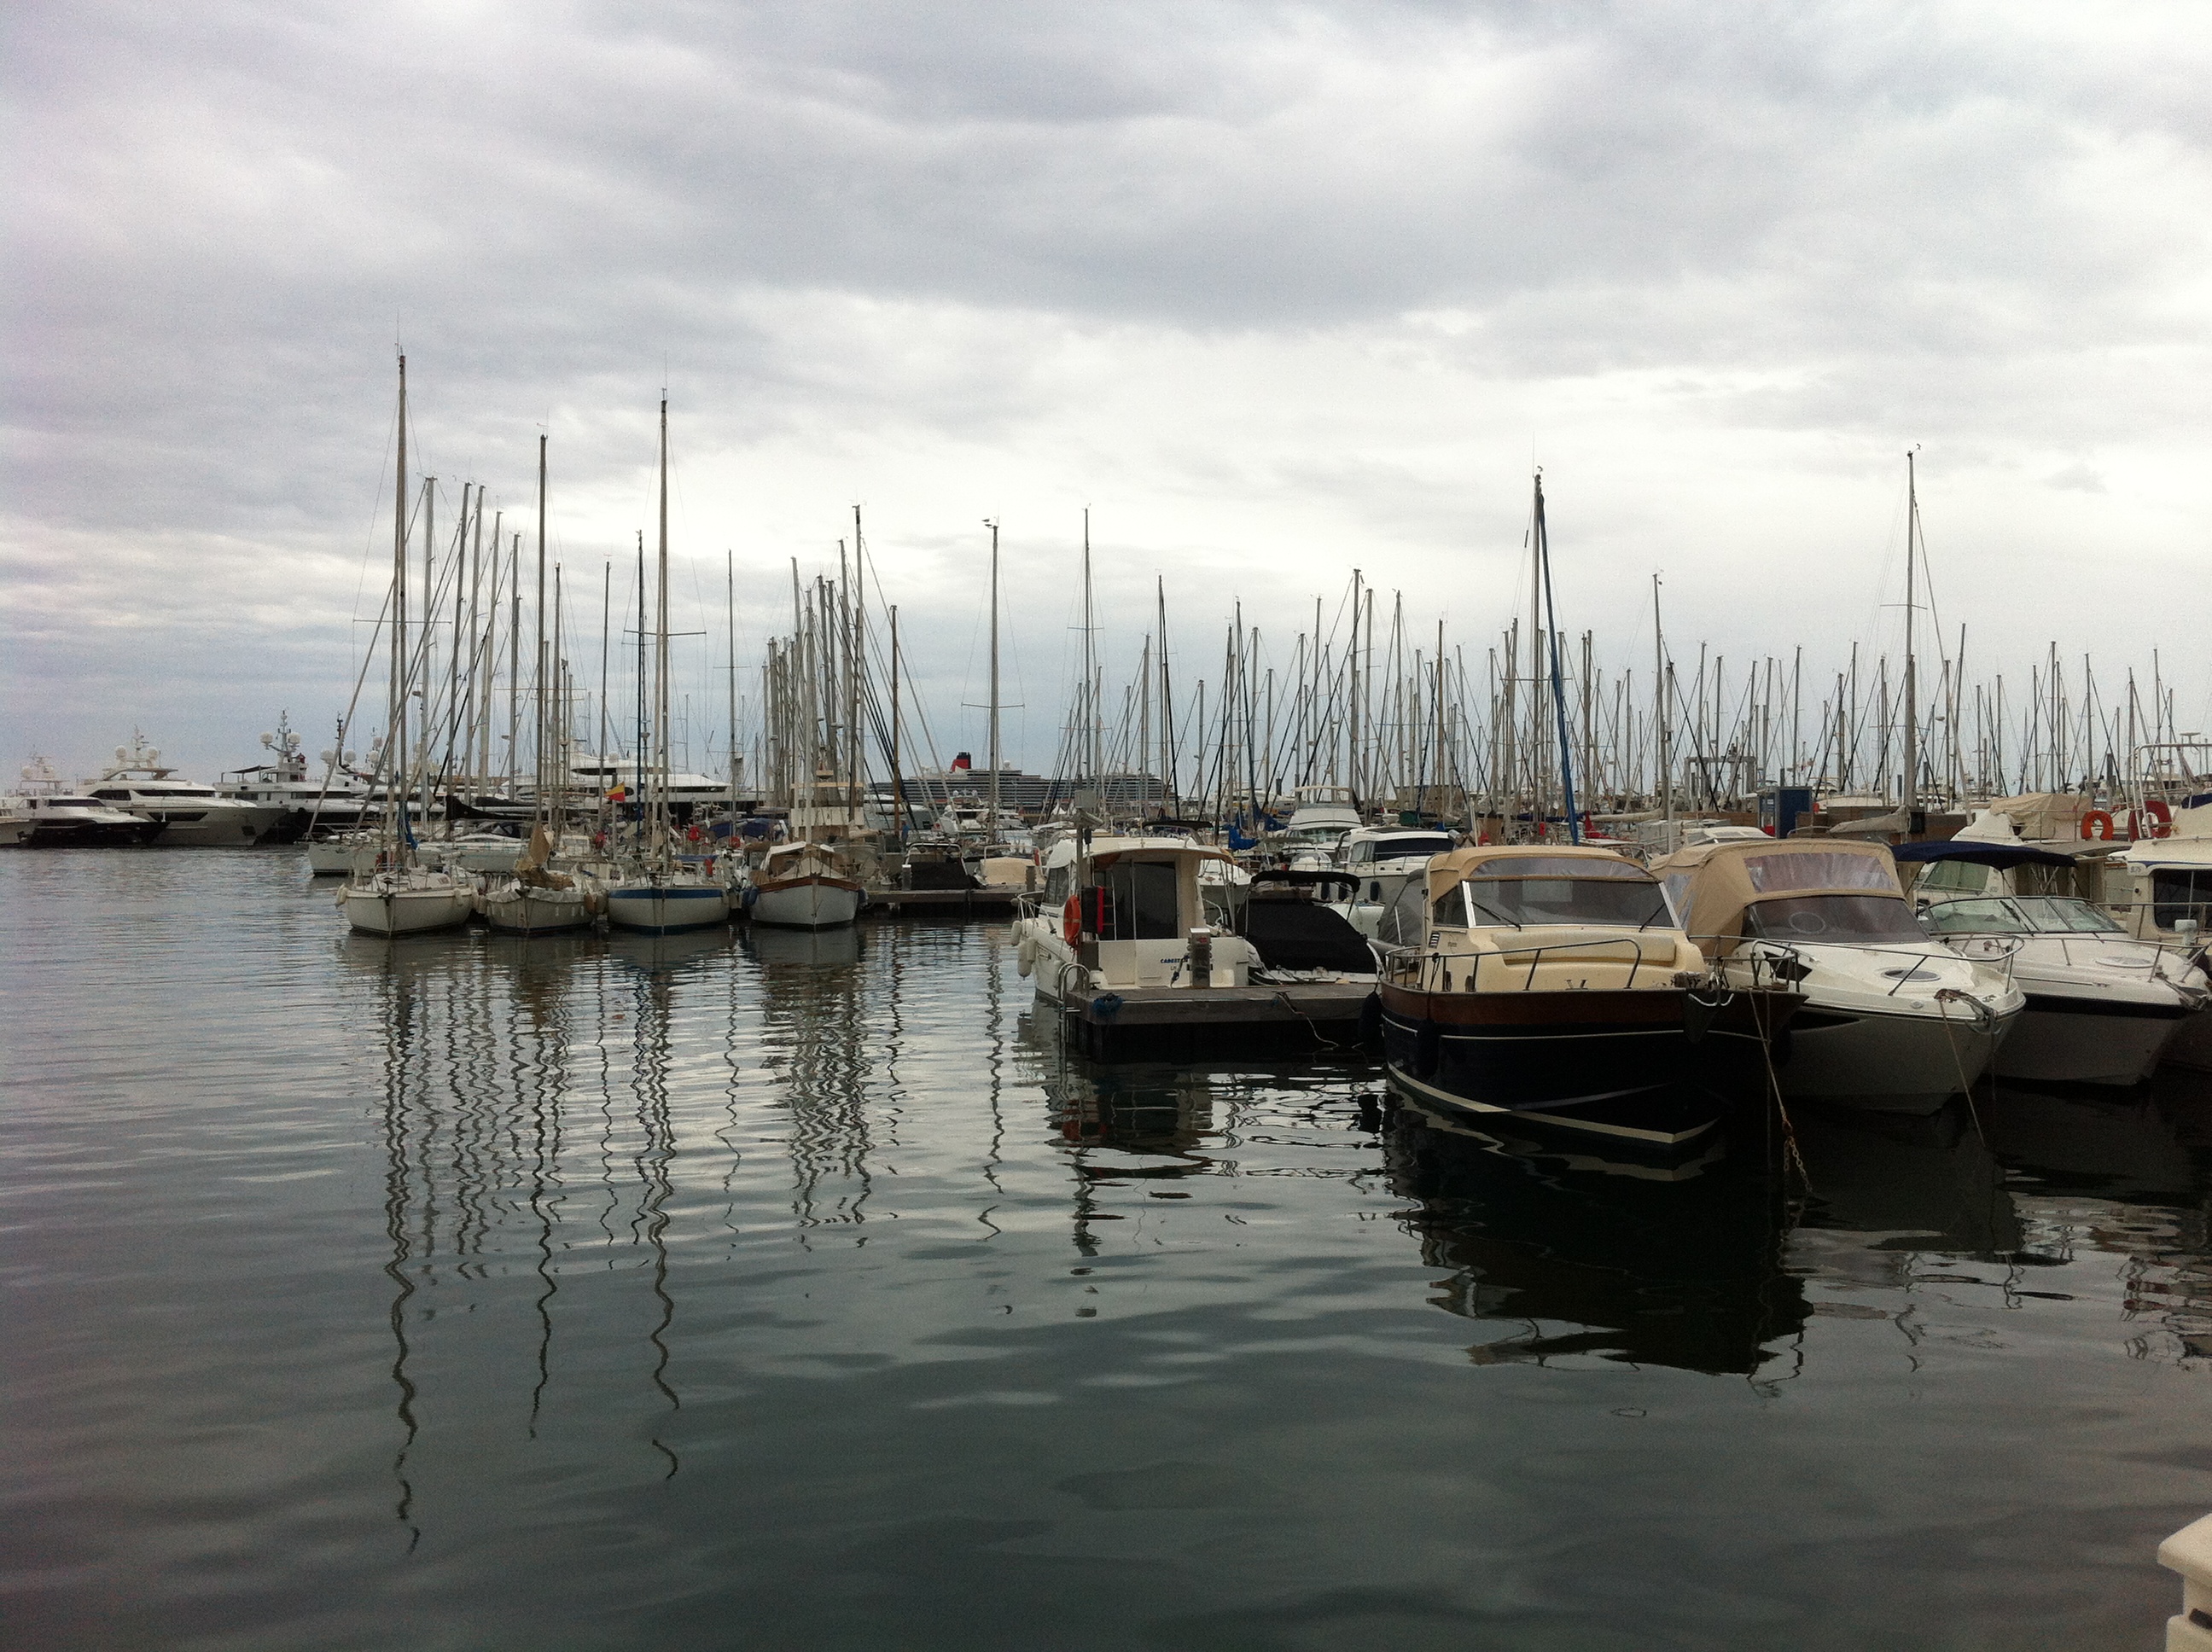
[1648,836,1903,954]
[1422,842,1650,902]
[1087,841,1236,870]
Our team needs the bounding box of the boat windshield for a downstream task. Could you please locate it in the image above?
[1435,875,1671,928]
[1362,835,1454,861]
[1919,898,2032,935]
[1743,894,1926,943]
[2014,896,2124,934]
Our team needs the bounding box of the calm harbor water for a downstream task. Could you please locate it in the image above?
[6,849,2212,1649]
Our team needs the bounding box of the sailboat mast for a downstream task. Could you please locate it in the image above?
[391,354,407,838]
[891,604,905,844]
[536,433,549,823]
[987,519,1001,832]
[1902,447,1920,817]
[655,397,672,865]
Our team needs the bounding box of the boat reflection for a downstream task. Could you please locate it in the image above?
[1382,1100,1807,1376]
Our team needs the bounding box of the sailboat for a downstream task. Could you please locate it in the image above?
[337,355,478,937]
[484,433,592,934]
[604,396,732,934]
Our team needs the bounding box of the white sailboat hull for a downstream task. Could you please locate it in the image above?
[481,882,594,934]
[337,873,476,936]
[749,876,864,929]
[606,880,731,934]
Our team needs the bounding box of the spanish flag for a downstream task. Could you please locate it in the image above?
[606,784,627,800]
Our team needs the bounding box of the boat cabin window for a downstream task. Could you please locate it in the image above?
[2151,869,2212,931]
[1915,858,1994,896]
[1435,873,1670,928]
[1369,835,1454,862]
[1043,864,1071,905]
[1743,894,1925,943]
[93,789,129,800]
[1097,859,1182,940]
[1740,852,1896,894]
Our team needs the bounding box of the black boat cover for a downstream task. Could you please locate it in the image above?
[1241,899,1376,973]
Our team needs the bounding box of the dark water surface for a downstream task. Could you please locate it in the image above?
[6,850,2212,1649]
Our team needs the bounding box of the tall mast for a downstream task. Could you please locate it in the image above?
[506,532,521,793]
[391,353,407,838]
[890,603,905,844]
[536,433,549,824]
[1903,447,1920,817]
[1653,573,1672,827]
[655,396,672,867]
[986,519,1001,832]
[725,549,738,810]
[1081,508,1097,784]
[1534,472,1581,844]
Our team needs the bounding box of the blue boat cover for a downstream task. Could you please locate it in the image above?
[1890,841,2078,869]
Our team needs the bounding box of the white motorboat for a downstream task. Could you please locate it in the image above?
[1277,783,1362,870]
[1335,823,1459,937]
[85,732,286,846]
[1014,834,1375,1057]
[306,830,379,876]
[748,841,864,928]
[0,758,164,846]
[1654,836,2024,1114]
[1918,893,2207,1086]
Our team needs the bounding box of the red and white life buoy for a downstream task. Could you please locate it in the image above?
[2131,799,2174,841]
[2081,809,2116,841]
[1062,893,1082,946]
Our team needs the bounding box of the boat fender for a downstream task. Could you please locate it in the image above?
[1016,931,1036,978]
[1357,992,1382,1046]
[2081,809,2116,841]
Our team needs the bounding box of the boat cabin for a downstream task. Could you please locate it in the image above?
[1046,836,1254,989]
[1378,844,1698,992]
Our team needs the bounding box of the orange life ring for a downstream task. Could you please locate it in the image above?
[1063,893,1082,945]
[2081,809,2116,841]
[2133,799,2174,840]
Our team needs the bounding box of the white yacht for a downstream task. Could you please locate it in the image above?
[1335,823,1459,937]
[1917,892,2206,1086]
[0,758,163,846]
[1653,836,2023,1114]
[1277,783,1363,869]
[85,733,286,846]
[219,714,375,840]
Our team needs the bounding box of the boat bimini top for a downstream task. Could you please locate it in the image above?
[1650,837,1918,957]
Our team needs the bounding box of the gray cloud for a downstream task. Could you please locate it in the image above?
[3,0,2207,777]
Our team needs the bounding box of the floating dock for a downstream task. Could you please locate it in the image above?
[1057,980,1377,1061]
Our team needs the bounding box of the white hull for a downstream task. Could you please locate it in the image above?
[750,878,863,929]
[1997,1000,2194,1087]
[606,880,731,934]
[481,883,594,934]
[1783,1001,2016,1114]
[337,875,476,936]
[139,807,276,846]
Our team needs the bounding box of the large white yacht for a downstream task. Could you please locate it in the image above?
[0,757,163,846]
[1335,823,1459,937]
[219,714,375,839]
[84,732,287,846]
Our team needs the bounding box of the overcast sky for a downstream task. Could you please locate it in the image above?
[3,0,2207,782]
